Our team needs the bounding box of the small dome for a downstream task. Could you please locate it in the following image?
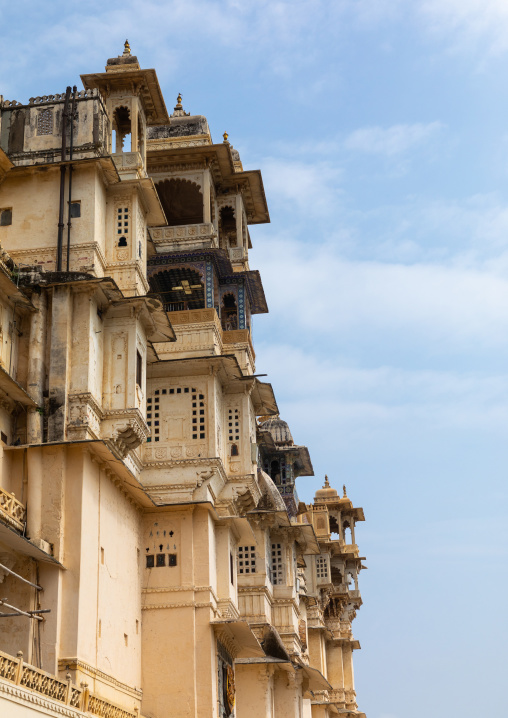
[259,415,293,446]
[315,475,339,501]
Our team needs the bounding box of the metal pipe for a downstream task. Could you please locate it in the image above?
[66,86,77,272]
[0,562,43,591]
[0,599,44,621]
[0,609,50,618]
[56,87,71,272]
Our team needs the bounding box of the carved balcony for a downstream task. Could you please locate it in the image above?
[0,486,26,531]
[0,649,138,717]
[149,222,218,252]
[111,151,146,180]
[222,329,255,362]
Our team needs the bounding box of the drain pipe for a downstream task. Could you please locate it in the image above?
[56,87,71,272]
[66,85,77,272]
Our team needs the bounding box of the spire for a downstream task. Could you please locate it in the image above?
[343,484,347,498]
[223,131,229,143]
[123,40,131,57]
[170,93,190,118]
[324,475,330,488]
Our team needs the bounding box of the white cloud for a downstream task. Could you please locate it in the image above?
[254,235,508,349]
[419,0,508,59]
[260,159,343,215]
[258,343,508,430]
[344,122,444,157]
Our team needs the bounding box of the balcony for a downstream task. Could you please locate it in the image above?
[222,329,255,361]
[112,151,146,180]
[0,486,26,532]
[149,222,218,252]
[228,247,248,267]
[0,649,138,717]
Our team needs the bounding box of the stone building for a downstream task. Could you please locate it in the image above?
[0,44,366,718]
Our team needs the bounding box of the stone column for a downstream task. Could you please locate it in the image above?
[27,291,47,444]
[48,285,72,442]
[203,169,211,224]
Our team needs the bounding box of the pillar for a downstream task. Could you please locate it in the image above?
[27,291,47,443]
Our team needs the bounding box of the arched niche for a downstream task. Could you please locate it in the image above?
[156,178,203,226]
[149,265,205,311]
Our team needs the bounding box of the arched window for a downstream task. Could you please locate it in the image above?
[155,178,203,226]
[118,236,127,247]
[231,444,239,457]
[221,292,238,331]
[112,106,131,153]
[219,206,237,247]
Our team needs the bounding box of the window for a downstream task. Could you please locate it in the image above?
[228,408,240,445]
[146,555,154,568]
[118,236,127,247]
[316,556,329,579]
[0,209,12,227]
[230,552,234,585]
[156,553,166,567]
[0,432,7,444]
[69,201,81,218]
[238,545,256,574]
[136,350,142,387]
[271,543,284,585]
[168,554,177,567]
[117,206,129,236]
[37,108,53,135]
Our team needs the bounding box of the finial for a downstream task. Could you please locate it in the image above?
[223,131,229,143]
[343,484,347,497]
[175,93,183,110]
[324,475,330,488]
[123,40,131,57]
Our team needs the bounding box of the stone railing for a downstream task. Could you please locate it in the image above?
[168,308,218,326]
[328,688,345,705]
[0,486,26,532]
[149,223,218,250]
[222,329,255,360]
[228,247,248,263]
[0,650,137,718]
[112,152,145,178]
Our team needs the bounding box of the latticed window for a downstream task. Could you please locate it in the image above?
[238,546,256,574]
[316,556,329,579]
[271,543,284,585]
[228,408,240,443]
[37,108,53,135]
[117,206,129,246]
[146,387,205,442]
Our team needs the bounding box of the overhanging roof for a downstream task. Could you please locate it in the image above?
[0,521,62,565]
[80,68,169,125]
[212,619,265,658]
[0,365,38,407]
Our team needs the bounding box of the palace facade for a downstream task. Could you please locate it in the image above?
[0,44,366,718]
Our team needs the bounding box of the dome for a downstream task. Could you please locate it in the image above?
[259,415,293,446]
[314,475,339,501]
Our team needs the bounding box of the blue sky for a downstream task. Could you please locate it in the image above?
[2,1,508,716]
